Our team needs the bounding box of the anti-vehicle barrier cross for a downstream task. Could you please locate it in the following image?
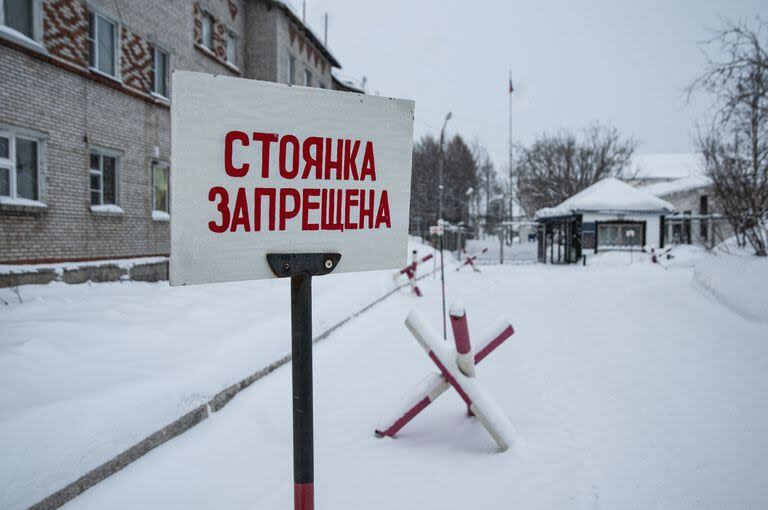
[456,247,489,272]
[395,249,435,296]
[375,306,517,451]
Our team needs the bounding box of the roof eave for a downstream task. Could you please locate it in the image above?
[269,0,342,68]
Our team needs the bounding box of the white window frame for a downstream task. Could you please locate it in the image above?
[226,30,237,66]
[0,128,43,203]
[152,161,170,214]
[152,46,169,99]
[89,148,120,207]
[87,7,121,80]
[201,11,213,49]
[0,0,44,49]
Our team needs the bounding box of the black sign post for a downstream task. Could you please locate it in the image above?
[267,253,342,510]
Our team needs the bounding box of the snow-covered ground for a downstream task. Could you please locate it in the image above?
[1,242,763,509]
[0,241,438,510]
[693,251,768,325]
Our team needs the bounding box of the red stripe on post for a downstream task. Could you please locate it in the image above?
[428,352,472,406]
[294,483,314,510]
[475,325,514,364]
[375,395,431,437]
[450,312,471,355]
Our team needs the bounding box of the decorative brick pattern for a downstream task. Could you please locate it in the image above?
[43,0,88,67]
[213,20,227,60]
[288,24,327,75]
[121,28,153,93]
[227,0,238,21]
[193,3,202,44]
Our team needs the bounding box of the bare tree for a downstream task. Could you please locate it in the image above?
[688,17,768,256]
[515,124,638,216]
[409,133,480,236]
[470,142,503,236]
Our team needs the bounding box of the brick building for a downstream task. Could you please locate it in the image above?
[0,0,350,264]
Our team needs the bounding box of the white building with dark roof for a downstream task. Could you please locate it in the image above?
[535,177,676,263]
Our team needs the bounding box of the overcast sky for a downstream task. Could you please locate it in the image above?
[297,0,764,170]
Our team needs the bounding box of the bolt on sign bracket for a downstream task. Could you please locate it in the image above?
[266,253,342,278]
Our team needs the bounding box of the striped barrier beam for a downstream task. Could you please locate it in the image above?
[375,310,515,450]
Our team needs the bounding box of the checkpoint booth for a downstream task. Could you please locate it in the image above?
[535,178,676,264]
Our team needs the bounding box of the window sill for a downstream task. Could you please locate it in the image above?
[194,43,242,75]
[89,67,122,84]
[150,91,170,104]
[195,43,216,58]
[90,204,124,216]
[0,196,48,214]
[152,210,170,222]
[0,25,46,54]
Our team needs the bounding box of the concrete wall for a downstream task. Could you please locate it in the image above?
[243,0,279,81]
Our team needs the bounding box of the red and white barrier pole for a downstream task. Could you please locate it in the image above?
[449,305,475,377]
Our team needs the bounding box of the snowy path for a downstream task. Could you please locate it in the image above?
[0,243,436,510]
[57,262,768,510]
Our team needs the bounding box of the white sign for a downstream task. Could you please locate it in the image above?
[429,225,443,235]
[170,71,415,285]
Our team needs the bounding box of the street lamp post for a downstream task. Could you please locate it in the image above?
[437,112,451,340]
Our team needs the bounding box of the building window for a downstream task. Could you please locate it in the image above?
[699,195,709,215]
[153,47,169,98]
[226,31,237,65]
[597,223,643,248]
[201,12,213,49]
[1,0,33,38]
[304,69,312,87]
[88,10,118,77]
[699,196,709,240]
[318,81,326,89]
[288,54,296,84]
[89,150,118,206]
[152,163,169,213]
[0,131,41,201]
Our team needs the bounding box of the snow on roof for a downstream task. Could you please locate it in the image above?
[631,153,703,180]
[536,177,676,218]
[641,174,712,197]
[331,69,366,93]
